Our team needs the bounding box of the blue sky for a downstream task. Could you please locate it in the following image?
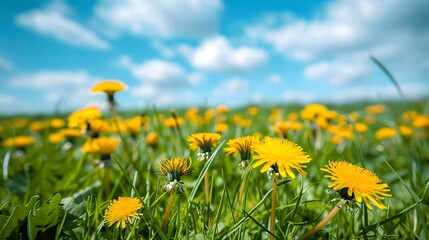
[0,0,428,114]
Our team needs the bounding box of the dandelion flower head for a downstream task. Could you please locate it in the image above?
[104,197,143,229]
[321,161,391,210]
[252,136,311,179]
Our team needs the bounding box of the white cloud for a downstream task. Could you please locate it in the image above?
[0,57,14,71]
[266,73,282,84]
[191,36,268,72]
[151,40,175,58]
[16,0,109,50]
[94,0,222,38]
[214,77,249,96]
[8,70,105,110]
[247,0,429,85]
[120,56,200,106]
[282,83,429,104]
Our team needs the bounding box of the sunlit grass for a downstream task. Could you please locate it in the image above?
[0,98,428,239]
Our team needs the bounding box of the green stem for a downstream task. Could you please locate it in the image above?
[269,179,278,240]
[299,199,346,240]
[205,172,212,227]
[104,167,111,199]
[162,192,176,230]
[234,172,249,220]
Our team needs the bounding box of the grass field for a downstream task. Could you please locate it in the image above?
[0,93,428,239]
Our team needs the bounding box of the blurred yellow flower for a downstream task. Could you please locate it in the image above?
[125,116,143,135]
[365,104,385,115]
[146,132,159,148]
[301,103,328,121]
[248,106,259,116]
[11,118,29,128]
[354,123,368,133]
[59,128,82,138]
[216,104,229,114]
[399,125,413,136]
[401,111,420,122]
[29,121,47,133]
[163,117,184,128]
[375,127,396,140]
[82,137,120,155]
[321,161,391,210]
[49,133,64,144]
[412,115,429,128]
[68,106,102,129]
[2,136,34,148]
[91,80,127,94]
[273,121,303,137]
[49,118,65,128]
[252,136,311,179]
[214,122,228,134]
[104,197,143,229]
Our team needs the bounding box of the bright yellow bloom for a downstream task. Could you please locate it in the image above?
[399,125,413,136]
[354,123,368,133]
[91,80,127,94]
[59,128,82,138]
[252,136,311,179]
[159,157,192,193]
[2,136,34,148]
[68,106,102,128]
[365,104,385,115]
[125,116,142,134]
[224,136,260,162]
[412,115,429,128]
[146,132,159,148]
[301,103,328,121]
[49,118,65,128]
[11,118,29,128]
[321,161,391,210]
[104,197,143,229]
[375,127,396,140]
[248,106,259,116]
[49,133,64,144]
[187,132,221,161]
[273,121,303,137]
[214,123,228,134]
[82,137,120,155]
[187,132,221,152]
[216,104,229,114]
[29,121,47,133]
[159,157,192,182]
[401,111,420,122]
[163,117,184,128]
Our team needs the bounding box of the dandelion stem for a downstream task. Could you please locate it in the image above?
[204,172,212,227]
[234,172,249,220]
[162,192,176,230]
[111,109,138,170]
[104,167,111,199]
[269,178,278,240]
[299,199,346,240]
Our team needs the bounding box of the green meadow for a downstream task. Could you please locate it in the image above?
[0,98,428,240]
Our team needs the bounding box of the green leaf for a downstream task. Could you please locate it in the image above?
[0,195,40,239]
[28,193,64,240]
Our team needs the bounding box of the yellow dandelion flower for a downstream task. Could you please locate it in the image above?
[104,197,143,229]
[224,136,259,166]
[82,137,120,155]
[163,117,184,128]
[375,127,396,140]
[252,136,311,179]
[159,157,192,193]
[59,128,82,138]
[146,132,159,148]
[399,125,413,136]
[321,161,391,210]
[401,111,420,122]
[29,121,47,133]
[125,116,142,134]
[354,123,368,133]
[248,106,259,116]
[412,115,429,128]
[214,122,228,134]
[49,133,64,144]
[301,103,329,121]
[68,106,102,129]
[365,104,385,115]
[2,136,34,148]
[11,118,29,128]
[91,80,127,94]
[49,118,65,128]
[187,133,221,160]
[216,104,229,114]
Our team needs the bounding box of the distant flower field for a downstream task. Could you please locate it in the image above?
[0,80,428,239]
